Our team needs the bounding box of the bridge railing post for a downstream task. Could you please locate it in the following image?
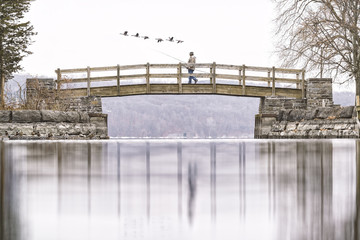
[212,62,216,93]
[272,66,276,96]
[146,63,150,93]
[117,64,120,96]
[267,70,271,87]
[178,63,182,93]
[87,66,91,96]
[301,70,305,98]
[296,73,300,89]
[242,64,246,95]
[56,68,61,91]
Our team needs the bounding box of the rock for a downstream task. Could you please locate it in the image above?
[286,122,298,131]
[41,110,62,122]
[316,108,335,119]
[304,109,318,120]
[336,106,354,118]
[65,112,80,122]
[271,122,286,132]
[79,112,90,123]
[0,111,11,122]
[287,109,305,122]
[12,110,41,123]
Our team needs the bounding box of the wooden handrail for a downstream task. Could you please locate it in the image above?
[55,63,306,98]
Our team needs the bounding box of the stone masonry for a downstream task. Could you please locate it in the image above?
[0,110,108,140]
[255,78,359,138]
[0,78,110,140]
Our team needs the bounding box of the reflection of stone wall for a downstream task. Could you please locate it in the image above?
[0,110,108,140]
[255,78,360,138]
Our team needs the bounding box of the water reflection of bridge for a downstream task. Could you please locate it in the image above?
[1,140,360,239]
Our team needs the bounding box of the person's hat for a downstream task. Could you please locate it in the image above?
[190,51,194,55]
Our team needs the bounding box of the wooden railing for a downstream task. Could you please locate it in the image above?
[55,63,306,98]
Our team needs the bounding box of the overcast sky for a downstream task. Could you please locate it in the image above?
[21,0,276,77]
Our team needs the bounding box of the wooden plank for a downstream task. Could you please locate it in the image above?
[272,66,275,96]
[146,63,150,93]
[215,74,242,80]
[216,64,243,70]
[302,70,306,98]
[182,84,213,94]
[178,63,182,93]
[60,67,88,74]
[274,67,303,74]
[149,64,178,68]
[119,64,147,70]
[242,65,246,95]
[296,73,300,89]
[70,75,118,83]
[212,62,216,93]
[90,66,118,72]
[149,84,180,94]
[181,73,212,78]
[63,84,303,99]
[188,63,212,68]
[56,68,61,91]
[245,66,271,72]
[149,74,179,78]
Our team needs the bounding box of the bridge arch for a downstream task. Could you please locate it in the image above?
[55,63,306,99]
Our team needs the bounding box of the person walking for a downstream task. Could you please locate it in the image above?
[187,52,198,84]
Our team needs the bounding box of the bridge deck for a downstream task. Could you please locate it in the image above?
[65,84,302,98]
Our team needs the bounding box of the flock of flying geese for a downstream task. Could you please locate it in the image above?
[120,31,184,43]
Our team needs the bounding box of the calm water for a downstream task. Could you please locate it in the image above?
[1,139,360,240]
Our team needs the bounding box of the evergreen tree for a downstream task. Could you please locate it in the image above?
[0,0,36,107]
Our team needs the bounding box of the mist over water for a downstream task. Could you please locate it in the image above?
[0,139,359,240]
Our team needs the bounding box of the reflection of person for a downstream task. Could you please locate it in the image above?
[187,52,198,84]
[187,162,197,224]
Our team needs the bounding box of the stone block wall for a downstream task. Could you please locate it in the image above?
[306,78,334,108]
[255,78,359,138]
[259,97,307,114]
[262,106,358,138]
[0,110,108,140]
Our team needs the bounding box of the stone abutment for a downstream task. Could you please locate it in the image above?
[0,78,108,140]
[255,78,359,138]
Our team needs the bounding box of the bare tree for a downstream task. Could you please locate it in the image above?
[274,0,360,101]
